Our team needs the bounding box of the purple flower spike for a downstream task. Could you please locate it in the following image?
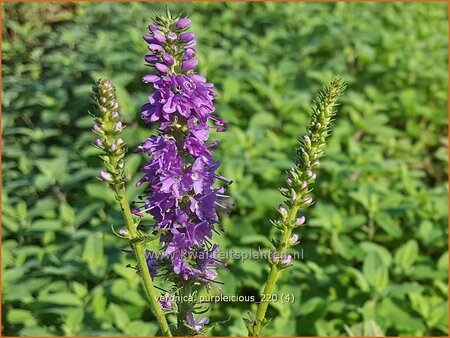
[176,17,191,29]
[181,59,198,71]
[138,14,231,288]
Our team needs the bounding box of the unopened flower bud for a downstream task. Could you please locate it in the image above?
[270,252,280,265]
[307,170,316,180]
[281,254,293,266]
[155,63,169,74]
[167,32,177,42]
[181,59,198,71]
[185,39,197,49]
[100,170,113,181]
[111,111,119,119]
[92,124,101,133]
[176,17,191,29]
[145,55,158,64]
[288,234,299,245]
[278,204,288,218]
[183,48,196,60]
[109,143,117,152]
[304,135,311,147]
[296,216,306,226]
[143,35,157,44]
[117,138,124,145]
[208,140,220,148]
[115,121,123,132]
[118,229,129,237]
[279,187,289,195]
[301,181,308,189]
[162,53,175,66]
[179,32,195,42]
[290,193,297,202]
[148,43,163,53]
[95,138,103,147]
[160,296,173,310]
[143,74,160,83]
[148,24,159,32]
[153,31,166,43]
[132,208,143,217]
[303,197,313,205]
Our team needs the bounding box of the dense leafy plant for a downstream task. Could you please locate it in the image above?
[2,2,448,336]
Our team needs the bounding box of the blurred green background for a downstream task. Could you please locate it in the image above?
[2,1,448,336]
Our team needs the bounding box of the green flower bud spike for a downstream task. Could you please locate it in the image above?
[91,79,172,336]
[247,77,346,337]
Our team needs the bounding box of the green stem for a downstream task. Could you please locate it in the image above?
[115,185,172,337]
[176,281,192,335]
[252,205,299,336]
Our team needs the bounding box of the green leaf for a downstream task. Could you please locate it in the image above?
[345,319,384,337]
[109,303,130,331]
[81,234,106,278]
[7,309,37,326]
[374,212,403,238]
[363,251,388,292]
[38,292,83,306]
[394,239,419,271]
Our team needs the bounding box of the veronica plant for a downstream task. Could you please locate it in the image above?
[91,11,232,336]
[91,10,344,337]
[246,78,346,336]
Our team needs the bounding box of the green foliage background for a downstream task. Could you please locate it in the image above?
[2,1,448,336]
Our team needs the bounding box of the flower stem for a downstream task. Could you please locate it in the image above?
[250,78,345,336]
[252,205,298,336]
[115,185,173,337]
[176,281,192,335]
